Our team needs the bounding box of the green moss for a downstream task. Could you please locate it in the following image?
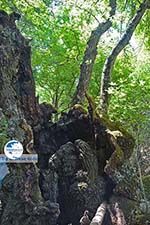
[116,146,124,160]
[99,114,134,158]
[135,214,150,225]
[108,145,124,170]
[71,104,87,114]
[142,175,150,200]
[100,114,133,139]
[0,113,9,151]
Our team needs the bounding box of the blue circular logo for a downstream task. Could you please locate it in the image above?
[4,140,24,160]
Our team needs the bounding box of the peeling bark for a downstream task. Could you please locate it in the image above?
[115,202,127,225]
[90,201,107,225]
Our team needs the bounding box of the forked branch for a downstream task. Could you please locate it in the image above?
[72,0,116,105]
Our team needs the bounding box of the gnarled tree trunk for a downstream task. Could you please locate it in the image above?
[0,9,147,225]
[0,11,59,225]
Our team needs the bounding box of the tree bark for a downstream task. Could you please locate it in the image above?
[0,11,60,225]
[100,0,149,114]
[115,203,127,225]
[0,8,142,225]
[71,0,116,105]
[90,201,107,225]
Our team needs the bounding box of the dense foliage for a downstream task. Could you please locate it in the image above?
[0,0,150,141]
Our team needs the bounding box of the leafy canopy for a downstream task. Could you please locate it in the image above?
[0,0,150,140]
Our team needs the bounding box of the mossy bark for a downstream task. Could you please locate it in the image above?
[0,10,147,225]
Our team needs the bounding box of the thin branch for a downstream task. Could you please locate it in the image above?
[76,5,100,23]
[71,0,116,106]
[100,0,149,114]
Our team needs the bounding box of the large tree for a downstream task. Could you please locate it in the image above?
[0,1,150,225]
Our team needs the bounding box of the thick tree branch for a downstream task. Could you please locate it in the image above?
[90,201,107,225]
[71,0,116,105]
[115,203,127,225]
[100,0,149,114]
